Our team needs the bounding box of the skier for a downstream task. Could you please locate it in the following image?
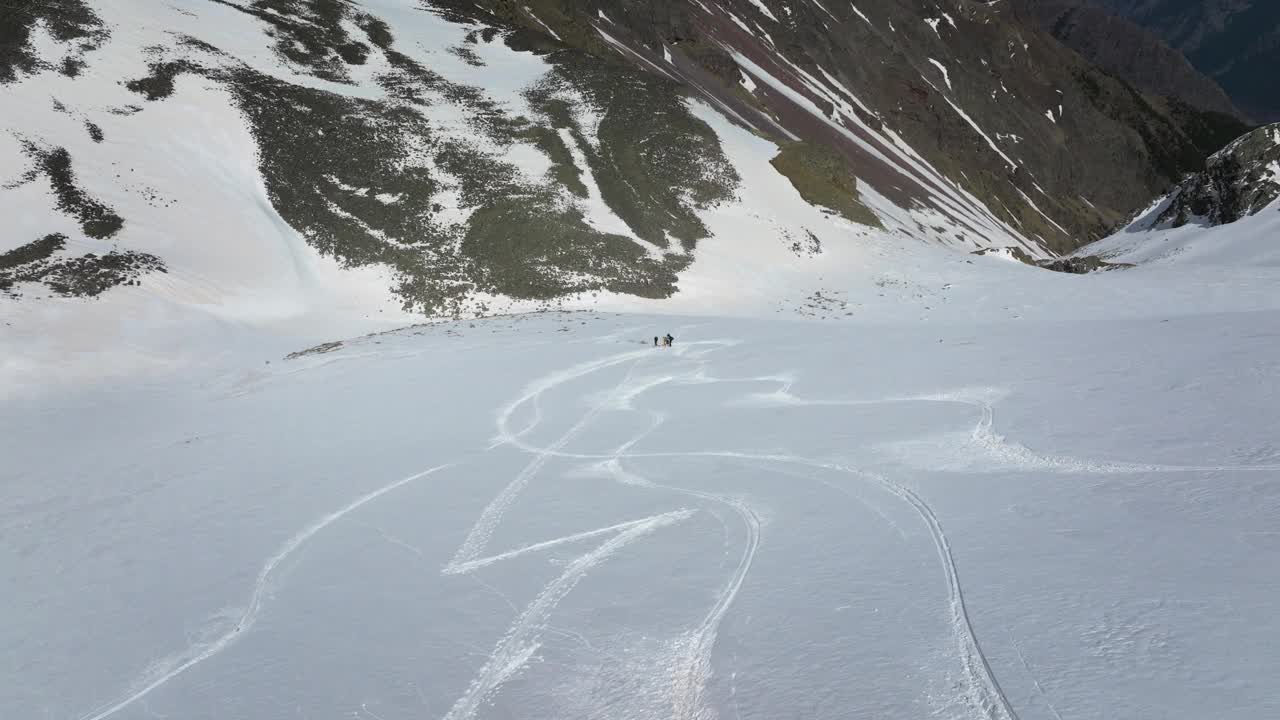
[664,333,674,347]
[654,336,659,347]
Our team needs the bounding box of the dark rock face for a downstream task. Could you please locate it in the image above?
[1156,123,1280,228]
[1037,254,1129,273]
[972,247,1129,272]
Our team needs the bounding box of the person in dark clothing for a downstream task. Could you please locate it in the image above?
[664,333,674,347]
[654,336,659,347]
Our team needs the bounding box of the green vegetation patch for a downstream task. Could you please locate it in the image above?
[770,141,881,227]
[208,0,373,82]
[211,3,740,315]
[1,234,166,298]
[126,60,200,101]
[0,233,66,271]
[12,143,124,239]
[0,0,107,83]
[462,198,684,300]
[525,50,740,249]
[229,69,475,313]
[520,125,588,197]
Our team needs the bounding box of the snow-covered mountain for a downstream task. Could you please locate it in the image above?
[6,4,1280,720]
[1,0,1250,335]
[1083,122,1280,265]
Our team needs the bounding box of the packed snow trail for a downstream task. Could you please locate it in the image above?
[440,509,696,720]
[448,350,650,571]
[444,345,762,720]
[446,334,1280,720]
[443,513,695,576]
[446,338,1018,720]
[46,321,1280,720]
[76,464,452,720]
[663,486,760,720]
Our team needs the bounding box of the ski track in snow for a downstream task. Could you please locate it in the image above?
[450,349,652,570]
[458,339,1017,720]
[665,487,759,720]
[76,464,452,720]
[443,341,757,720]
[858,466,1020,720]
[76,334,1280,720]
[443,335,1280,720]
[440,510,695,720]
[444,513,693,576]
[588,456,761,720]
[1009,631,1067,720]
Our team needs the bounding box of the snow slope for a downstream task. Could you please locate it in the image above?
[6,236,1280,720]
[1082,192,1280,267]
[5,4,1280,720]
[1,0,1046,389]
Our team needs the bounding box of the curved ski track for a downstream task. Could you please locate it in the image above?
[76,464,452,720]
[467,340,1020,720]
[460,337,1277,720]
[74,334,1280,720]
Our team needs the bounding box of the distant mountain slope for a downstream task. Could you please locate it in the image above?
[2,0,748,317]
[1155,122,1280,227]
[1049,0,1280,122]
[1012,0,1245,119]
[0,0,1254,324]
[1082,123,1280,265]
[449,0,1249,251]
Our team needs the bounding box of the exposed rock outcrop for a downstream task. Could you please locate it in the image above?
[1157,124,1280,227]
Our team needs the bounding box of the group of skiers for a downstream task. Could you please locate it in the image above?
[654,334,674,348]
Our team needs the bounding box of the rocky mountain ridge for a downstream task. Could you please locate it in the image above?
[1152,122,1280,228]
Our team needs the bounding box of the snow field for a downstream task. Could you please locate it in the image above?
[5,306,1279,720]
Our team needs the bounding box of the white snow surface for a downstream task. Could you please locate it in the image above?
[1083,194,1280,267]
[927,57,952,90]
[744,0,779,23]
[8,181,1280,720]
[6,257,1280,720]
[6,4,1280,720]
